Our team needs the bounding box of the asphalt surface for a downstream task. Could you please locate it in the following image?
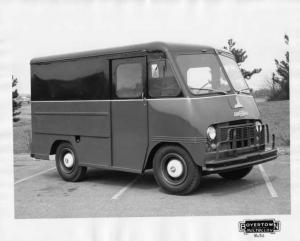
[14,149,290,218]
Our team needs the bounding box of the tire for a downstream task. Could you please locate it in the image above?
[153,145,201,195]
[218,166,253,180]
[55,142,87,182]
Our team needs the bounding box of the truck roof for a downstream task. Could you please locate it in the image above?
[30,42,215,64]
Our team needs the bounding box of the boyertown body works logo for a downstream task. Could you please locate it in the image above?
[239,219,281,236]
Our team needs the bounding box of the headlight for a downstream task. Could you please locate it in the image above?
[207,126,216,140]
[255,121,262,132]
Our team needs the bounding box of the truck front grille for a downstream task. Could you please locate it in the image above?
[220,124,256,148]
[207,120,271,158]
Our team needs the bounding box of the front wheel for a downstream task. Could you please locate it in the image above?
[218,166,253,180]
[153,145,201,195]
[55,142,87,182]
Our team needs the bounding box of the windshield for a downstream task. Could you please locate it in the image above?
[176,54,231,96]
[218,55,250,93]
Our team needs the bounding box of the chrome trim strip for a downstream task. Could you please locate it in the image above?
[30,94,253,103]
[33,111,109,116]
[203,154,277,172]
[151,136,206,143]
[33,132,110,138]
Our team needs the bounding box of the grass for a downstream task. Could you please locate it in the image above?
[13,100,290,154]
[13,103,31,154]
[257,100,290,146]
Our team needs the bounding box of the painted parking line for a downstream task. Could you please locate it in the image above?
[14,167,56,185]
[111,176,139,200]
[258,164,278,198]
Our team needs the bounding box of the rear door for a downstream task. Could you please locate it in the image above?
[111,57,148,171]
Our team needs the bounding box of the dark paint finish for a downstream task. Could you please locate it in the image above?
[111,100,148,171]
[30,42,276,176]
[32,101,110,137]
[30,42,214,64]
[31,101,111,167]
[147,94,260,166]
[111,57,148,171]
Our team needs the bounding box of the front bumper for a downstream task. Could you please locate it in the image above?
[203,148,278,174]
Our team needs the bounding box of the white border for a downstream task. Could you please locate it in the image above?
[1,1,299,241]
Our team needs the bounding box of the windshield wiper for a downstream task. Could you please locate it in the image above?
[236,88,251,94]
[192,88,227,95]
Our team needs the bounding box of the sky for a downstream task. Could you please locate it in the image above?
[2,0,298,94]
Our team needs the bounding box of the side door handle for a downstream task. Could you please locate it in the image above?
[142,92,147,106]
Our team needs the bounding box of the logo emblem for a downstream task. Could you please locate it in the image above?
[234,110,248,117]
[234,95,243,109]
[239,219,281,235]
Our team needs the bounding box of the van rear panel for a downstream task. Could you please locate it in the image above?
[31,56,111,166]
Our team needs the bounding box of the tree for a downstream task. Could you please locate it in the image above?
[223,39,262,80]
[268,34,289,100]
[12,75,22,122]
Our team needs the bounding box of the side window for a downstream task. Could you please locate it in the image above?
[116,63,143,98]
[31,57,109,101]
[148,60,181,98]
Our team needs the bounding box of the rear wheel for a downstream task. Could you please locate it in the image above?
[55,142,87,182]
[153,145,201,195]
[218,166,253,180]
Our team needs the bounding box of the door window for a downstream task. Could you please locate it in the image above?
[116,63,143,98]
[148,60,181,98]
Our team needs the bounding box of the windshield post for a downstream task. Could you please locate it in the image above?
[215,53,236,94]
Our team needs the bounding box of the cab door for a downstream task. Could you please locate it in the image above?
[111,57,148,171]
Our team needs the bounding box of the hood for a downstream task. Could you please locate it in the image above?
[196,94,260,125]
[148,94,260,137]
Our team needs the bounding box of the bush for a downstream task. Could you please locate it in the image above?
[12,76,22,122]
[268,35,289,101]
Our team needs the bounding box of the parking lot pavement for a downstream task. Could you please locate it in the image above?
[14,151,290,218]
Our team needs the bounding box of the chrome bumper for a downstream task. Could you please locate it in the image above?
[203,148,277,174]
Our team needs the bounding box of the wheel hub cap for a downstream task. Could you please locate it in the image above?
[63,153,74,168]
[167,159,183,178]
